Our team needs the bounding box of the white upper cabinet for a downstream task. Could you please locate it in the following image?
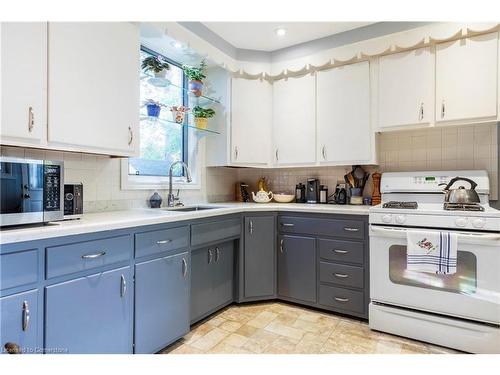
[272,74,316,166]
[230,78,272,165]
[317,61,373,165]
[378,47,434,129]
[1,23,47,147]
[48,23,140,156]
[436,32,498,124]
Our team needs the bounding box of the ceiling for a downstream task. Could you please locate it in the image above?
[202,22,375,51]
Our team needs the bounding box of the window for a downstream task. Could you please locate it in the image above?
[128,47,187,178]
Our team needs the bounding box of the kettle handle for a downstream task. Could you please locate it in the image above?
[268,191,274,200]
[443,177,478,191]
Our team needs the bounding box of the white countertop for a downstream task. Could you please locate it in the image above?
[0,202,370,245]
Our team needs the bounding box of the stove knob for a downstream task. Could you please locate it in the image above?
[472,218,486,229]
[382,214,392,223]
[395,215,406,224]
[455,217,468,227]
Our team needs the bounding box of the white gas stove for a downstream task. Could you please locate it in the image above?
[368,170,500,354]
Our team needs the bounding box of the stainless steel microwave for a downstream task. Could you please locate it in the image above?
[0,157,64,227]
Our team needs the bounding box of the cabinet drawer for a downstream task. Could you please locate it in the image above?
[46,235,131,279]
[191,218,241,247]
[318,239,364,265]
[135,226,189,258]
[0,249,38,290]
[319,285,364,314]
[279,216,364,239]
[319,262,364,289]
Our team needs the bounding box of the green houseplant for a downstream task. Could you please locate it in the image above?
[192,106,215,129]
[141,56,170,78]
[182,60,207,97]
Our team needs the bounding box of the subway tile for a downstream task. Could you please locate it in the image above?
[0,146,25,158]
[24,148,46,160]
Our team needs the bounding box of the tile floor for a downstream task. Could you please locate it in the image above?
[162,302,460,354]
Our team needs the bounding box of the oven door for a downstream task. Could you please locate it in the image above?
[370,225,500,324]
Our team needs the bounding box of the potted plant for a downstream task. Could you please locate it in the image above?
[141,55,171,79]
[182,60,207,97]
[170,106,190,124]
[192,106,215,129]
[144,99,164,118]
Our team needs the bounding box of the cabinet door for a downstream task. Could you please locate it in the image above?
[231,78,272,165]
[378,47,434,128]
[135,252,189,354]
[212,241,234,308]
[244,216,275,299]
[45,266,132,353]
[190,247,213,322]
[273,74,316,165]
[0,23,47,147]
[316,61,372,164]
[48,22,139,156]
[0,290,38,354]
[278,235,316,303]
[436,32,498,123]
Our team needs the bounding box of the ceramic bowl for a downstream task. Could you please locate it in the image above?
[273,194,295,203]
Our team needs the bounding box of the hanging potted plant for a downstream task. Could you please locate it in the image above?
[141,55,171,79]
[182,60,207,97]
[192,106,215,129]
[170,106,190,124]
[144,99,165,118]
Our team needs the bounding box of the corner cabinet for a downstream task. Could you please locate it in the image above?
[230,78,272,166]
[47,23,140,156]
[435,32,499,124]
[0,22,47,148]
[316,61,375,165]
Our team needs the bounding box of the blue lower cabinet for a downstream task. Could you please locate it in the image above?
[45,266,132,354]
[134,251,190,353]
[0,289,38,354]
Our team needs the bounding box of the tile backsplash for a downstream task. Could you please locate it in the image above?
[1,122,497,212]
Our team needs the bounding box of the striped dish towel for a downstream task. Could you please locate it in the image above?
[407,230,457,275]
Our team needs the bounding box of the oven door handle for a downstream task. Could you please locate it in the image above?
[370,226,500,243]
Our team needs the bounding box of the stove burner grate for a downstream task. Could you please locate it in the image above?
[444,202,485,211]
[382,201,418,209]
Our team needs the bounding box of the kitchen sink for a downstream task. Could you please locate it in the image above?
[161,205,223,212]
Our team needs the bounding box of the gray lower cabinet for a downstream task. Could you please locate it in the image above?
[278,235,316,303]
[134,251,190,354]
[191,241,234,323]
[243,215,276,300]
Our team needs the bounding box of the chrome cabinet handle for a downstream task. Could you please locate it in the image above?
[22,301,30,331]
[333,249,348,254]
[334,297,350,302]
[208,248,213,264]
[28,107,34,133]
[419,102,424,121]
[249,220,254,235]
[215,247,220,263]
[281,223,294,227]
[156,239,172,245]
[275,148,279,161]
[234,146,238,160]
[120,275,126,298]
[81,251,106,259]
[182,258,188,278]
[333,273,349,278]
[441,101,445,119]
[128,126,133,146]
[322,145,326,160]
[280,239,284,253]
[344,227,359,232]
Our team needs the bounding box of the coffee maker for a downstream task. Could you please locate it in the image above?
[306,178,319,203]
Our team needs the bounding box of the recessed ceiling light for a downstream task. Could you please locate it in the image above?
[275,27,287,37]
[173,41,183,49]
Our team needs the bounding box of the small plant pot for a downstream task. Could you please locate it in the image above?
[189,80,204,97]
[154,69,168,79]
[146,103,161,117]
[171,111,186,124]
[194,117,208,129]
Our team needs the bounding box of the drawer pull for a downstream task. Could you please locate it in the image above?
[208,248,213,264]
[120,275,127,298]
[81,251,106,259]
[334,297,350,303]
[215,247,220,263]
[156,239,172,245]
[22,301,30,331]
[333,273,349,278]
[182,258,188,278]
[281,223,295,227]
[280,239,284,253]
[343,227,359,232]
[333,249,349,254]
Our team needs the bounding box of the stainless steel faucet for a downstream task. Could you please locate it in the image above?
[167,161,192,207]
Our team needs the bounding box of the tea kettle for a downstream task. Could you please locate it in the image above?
[440,177,480,204]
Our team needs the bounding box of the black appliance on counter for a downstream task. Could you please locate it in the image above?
[295,183,306,203]
[64,183,83,219]
[306,178,319,203]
